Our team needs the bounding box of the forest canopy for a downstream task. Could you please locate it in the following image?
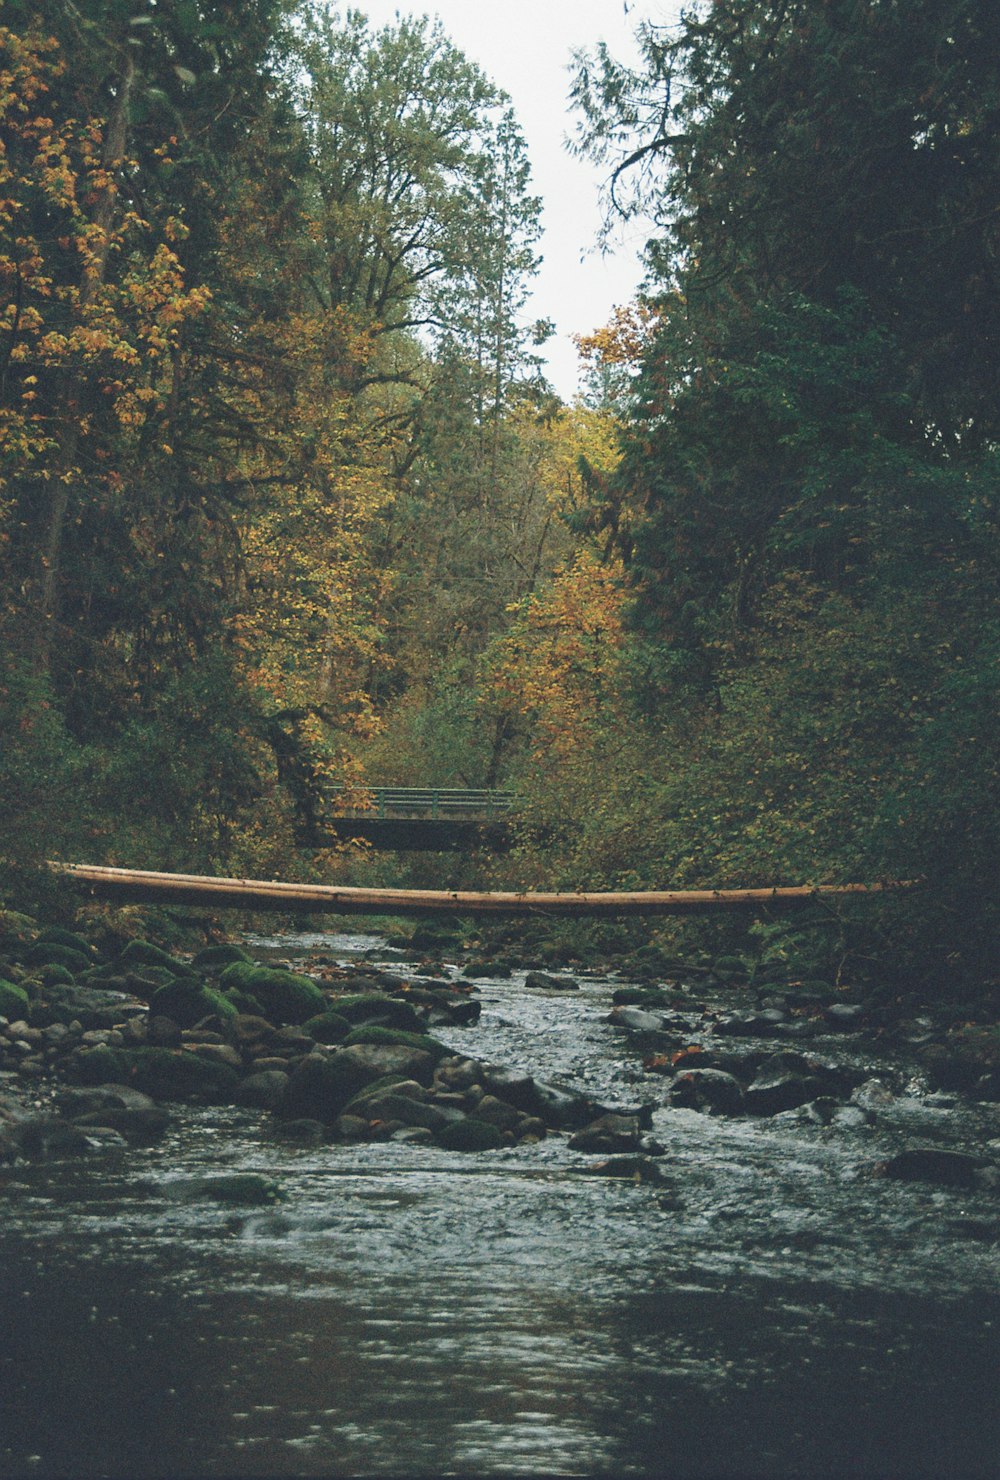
[1,0,997,993]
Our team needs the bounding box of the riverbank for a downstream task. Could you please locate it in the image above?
[2,901,999,1181]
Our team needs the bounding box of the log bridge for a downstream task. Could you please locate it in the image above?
[50,862,919,918]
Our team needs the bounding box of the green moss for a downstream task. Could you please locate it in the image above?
[218,960,258,992]
[0,978,30,1019]
[203,986,239,1020]
[191,943,252,971]
[301,1011,352,1044]
[0,910,38,946]
[219,965,324,1026]
[342,1074,412,1111]
[37,927,98,960]
[224,988,264,1016]
[331,993,423,1030]
[341,1024,451,1061]
[149,980,238,1029]
[117,940,189,978]
[35,963,75,988]
[120,1047,240,1102]
[22,941,92,975]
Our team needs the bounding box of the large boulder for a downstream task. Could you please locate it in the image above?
[219,963,325,1025]
[337,1042,438,1085]
[301,1011,352,1044]
[29,982,146,1030]
[568,1113,643,1153]
[22,941,93,976]
[278,1045,428,1122]
[0,979,30,1020]
[744,1053,827,1116]
[191,943,252,972]
[149,981,238,1030]
[880,1148,986,1189]
[55,1084,171,1143]
[0,1115,95,1162]
[341,1025,451,1063]
[668,1067,745,1116]
[116,940,191,979]
[607,1005,667,1033]
[480,1065,541,1114]
[523,971,579,992]
[235,1070,290,1111]
[72,1045,239,1103]
[329,993,424,1031]
[435,1117,504,1151]
[351,1092,458,1134]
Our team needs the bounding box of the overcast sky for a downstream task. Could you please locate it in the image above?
[348,0,680,400]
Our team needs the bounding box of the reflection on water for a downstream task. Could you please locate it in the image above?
[2,938,999,1477]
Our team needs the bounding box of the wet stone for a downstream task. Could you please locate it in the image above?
[607,1006,666,1033]
[880,1148,988,1188]
[668,1067,745,1116]
[471,1093,524,1133]
[523,971,580,992]
[568,1113,642,1153]
[824,1002,866,1029]
[235,1070,290,1111]
[435,1057,484,1092]
[582,1155,675,1186]
[0,1114,95,1161]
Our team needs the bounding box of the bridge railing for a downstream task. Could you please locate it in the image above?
[323,786,516,821]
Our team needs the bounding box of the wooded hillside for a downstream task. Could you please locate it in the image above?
[2,1,997,994]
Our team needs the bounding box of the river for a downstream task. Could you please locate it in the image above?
[2,929,999,1478]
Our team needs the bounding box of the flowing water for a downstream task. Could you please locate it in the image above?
[2,931,999,1478]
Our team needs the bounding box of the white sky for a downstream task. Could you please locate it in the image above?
[350,0,680,401]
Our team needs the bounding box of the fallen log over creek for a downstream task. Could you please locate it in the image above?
[49,862,921,916]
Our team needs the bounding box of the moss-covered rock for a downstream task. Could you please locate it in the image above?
[435,1117,504,1152]
[37,927,99,960]
[22,941,93,975]
[218,960,258,992]
[278,1052,376,1122]
[121,1047,240,1102]
[219,965,324,1025]
[223,988,265,1016]
[712,955,750,980]
[72,1045,239,1102]
[71,1044,125,1085]
[191,943,252,971]
[341,1024,451,1062]
[330,993,423,1031]
[0,978,31,1019]
[0,910,38,947]
[341,1074,414,1110]
[149,981,238,1029]
[301,1010,352,1044]
[116,940,190,978]
[33,963,76,988]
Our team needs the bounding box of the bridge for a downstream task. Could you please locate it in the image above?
[50,862,919,917]
[318,787,515,851]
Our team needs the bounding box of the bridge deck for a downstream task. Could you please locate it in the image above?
[324,787,515,820]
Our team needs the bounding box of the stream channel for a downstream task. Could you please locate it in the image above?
[2,928,999,1479]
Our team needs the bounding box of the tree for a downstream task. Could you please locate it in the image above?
[557,0,1000,986]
